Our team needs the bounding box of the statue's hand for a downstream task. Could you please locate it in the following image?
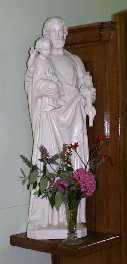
[91,87,96,103]
[85,105,96,127]
[30,47,36,56]
[40,80,60,98]
[27,47,37,69]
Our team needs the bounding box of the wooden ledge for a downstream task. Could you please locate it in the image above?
[10,231,120,257]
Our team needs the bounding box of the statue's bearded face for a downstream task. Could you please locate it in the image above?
[48,23,66,49]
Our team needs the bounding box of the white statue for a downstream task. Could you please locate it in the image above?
[25,17,96,239]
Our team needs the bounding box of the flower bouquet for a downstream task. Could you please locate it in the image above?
[20,136,111,243]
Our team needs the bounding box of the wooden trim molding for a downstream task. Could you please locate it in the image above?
[66,22,116,47]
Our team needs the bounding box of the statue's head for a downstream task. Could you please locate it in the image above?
[42,17,68,49]
[35,37,51,57]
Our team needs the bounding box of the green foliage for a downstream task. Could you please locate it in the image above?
[20,155,33,168]
[47,188,56,208]
[20,168,27,185]
[55,191,64,209]
[39,177,48,194]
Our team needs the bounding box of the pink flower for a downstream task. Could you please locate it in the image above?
[73,168,96,197]
[55,179,68,193]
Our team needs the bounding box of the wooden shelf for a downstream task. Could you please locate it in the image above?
[10,232,120,257]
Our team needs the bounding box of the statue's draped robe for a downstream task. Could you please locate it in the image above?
[26,50,91,239]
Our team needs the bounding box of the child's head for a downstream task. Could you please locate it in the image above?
[35,37,51,57]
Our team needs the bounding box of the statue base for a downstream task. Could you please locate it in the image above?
[27,223,87,240]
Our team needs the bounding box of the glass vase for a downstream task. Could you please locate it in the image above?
[63,198,82,245]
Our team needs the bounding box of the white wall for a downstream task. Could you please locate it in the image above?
[0,0,127,263]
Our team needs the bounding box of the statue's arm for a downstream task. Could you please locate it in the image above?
[73,55,96,126]
[73,55,95,101]
[26,47,38,73]
[33,76,60,99]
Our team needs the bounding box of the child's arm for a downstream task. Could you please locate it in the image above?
[27,47,37,70]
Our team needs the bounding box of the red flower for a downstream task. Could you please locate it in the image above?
[96,135,105,143]
[101,154,113,166]
[68,142,79,150]
[101,154,108,161]
[96,135,111,144]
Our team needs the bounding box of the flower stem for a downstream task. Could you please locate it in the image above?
[74,150,87,169]
[48,163,58,173]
